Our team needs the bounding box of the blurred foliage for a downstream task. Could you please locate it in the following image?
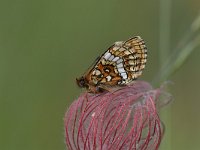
[0,0,200,150]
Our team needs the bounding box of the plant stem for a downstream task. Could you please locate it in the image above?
[158,0,172,150]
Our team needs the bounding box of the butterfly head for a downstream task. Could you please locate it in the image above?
[76,76,89,89]
[76,76,105,93]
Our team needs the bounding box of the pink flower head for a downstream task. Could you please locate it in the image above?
[64,81,171,150]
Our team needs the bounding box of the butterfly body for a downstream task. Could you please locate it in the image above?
[76,36,147,93]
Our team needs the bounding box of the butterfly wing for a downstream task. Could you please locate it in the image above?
[85,36,147,88]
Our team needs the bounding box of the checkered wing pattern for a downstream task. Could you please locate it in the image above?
[77,36,147,93]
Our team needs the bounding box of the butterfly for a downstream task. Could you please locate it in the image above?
[76,36,147,93]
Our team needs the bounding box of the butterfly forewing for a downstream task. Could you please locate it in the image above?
[77,36,147,93]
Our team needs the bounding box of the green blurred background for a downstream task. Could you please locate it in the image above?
[0,0,200,149]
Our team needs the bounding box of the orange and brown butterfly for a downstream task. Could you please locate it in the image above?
[76,36,147,93]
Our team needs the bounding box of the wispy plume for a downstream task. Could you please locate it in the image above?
[65,81,171,150]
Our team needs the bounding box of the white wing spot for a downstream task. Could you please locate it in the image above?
[121,72,127,79]
[118,68,125,73]
[106,75,112,81]
[117,63,123,68]
[112,57,119,62]
[116,59,123,64]
[104,52,111,60]
[108,55,115,61]
[94,69,101,75]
